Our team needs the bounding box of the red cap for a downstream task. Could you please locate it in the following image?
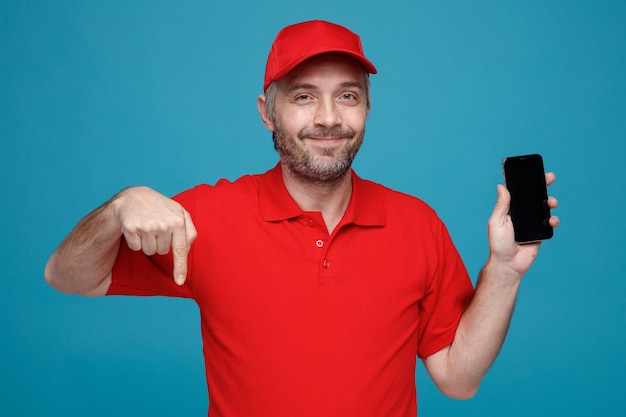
[263,20,377,91]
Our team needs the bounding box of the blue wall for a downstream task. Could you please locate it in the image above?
[2,1,624,415]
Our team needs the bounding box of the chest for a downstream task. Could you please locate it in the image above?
[190,212,437,345]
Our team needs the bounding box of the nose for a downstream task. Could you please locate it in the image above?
[313,98,342,128]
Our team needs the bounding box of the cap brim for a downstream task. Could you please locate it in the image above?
[266,49,377,91]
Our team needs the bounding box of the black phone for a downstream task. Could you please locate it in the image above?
[502,154,553,243]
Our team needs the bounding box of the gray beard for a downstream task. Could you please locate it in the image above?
[272,126,364,185]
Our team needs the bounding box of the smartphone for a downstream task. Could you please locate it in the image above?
[502,154,553,243]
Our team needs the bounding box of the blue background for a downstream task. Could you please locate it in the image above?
[2,0,625,415]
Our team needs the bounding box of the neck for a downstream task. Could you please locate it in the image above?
[281,164,353,234]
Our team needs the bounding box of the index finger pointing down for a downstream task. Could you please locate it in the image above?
[171,226,189,286]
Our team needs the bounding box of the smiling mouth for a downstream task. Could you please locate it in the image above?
[302,137,350,149]
[305,136,348,141]
[299,128,354,141]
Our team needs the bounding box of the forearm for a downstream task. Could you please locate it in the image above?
[425,258,522,399]
[44,197,122,296]
[454,259,521,385]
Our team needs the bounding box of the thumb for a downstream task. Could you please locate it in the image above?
[184,211,198,247]
[492,184,511,219]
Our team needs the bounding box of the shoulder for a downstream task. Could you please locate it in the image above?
[352,175,453,246]
[358,176,439,218]
[173,172,264,209]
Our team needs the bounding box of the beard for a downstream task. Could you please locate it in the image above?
[272,124,365,185]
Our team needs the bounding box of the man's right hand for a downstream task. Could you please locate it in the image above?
[45,186,197,296]
[112,186,198,285]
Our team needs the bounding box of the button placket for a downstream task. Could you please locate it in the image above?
[317,240,337,286]
[299,213,337,286]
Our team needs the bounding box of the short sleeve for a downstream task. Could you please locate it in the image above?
[416,220,474,358]
[106,188,198,299]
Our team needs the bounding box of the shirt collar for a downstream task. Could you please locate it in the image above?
[259,163,386,227]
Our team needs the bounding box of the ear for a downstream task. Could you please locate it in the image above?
[257,95,275,132]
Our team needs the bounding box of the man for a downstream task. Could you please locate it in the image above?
[45,20,560,417]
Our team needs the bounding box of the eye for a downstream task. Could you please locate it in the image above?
[295,94,312,102]
[339,92,360,105]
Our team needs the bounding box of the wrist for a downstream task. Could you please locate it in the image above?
[107,186,140,227]
[481,256,524,286]
[99,190,133,234]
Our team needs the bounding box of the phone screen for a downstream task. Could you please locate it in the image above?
[503,154,553,243]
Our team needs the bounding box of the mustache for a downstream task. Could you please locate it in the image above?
[298,127,355,140]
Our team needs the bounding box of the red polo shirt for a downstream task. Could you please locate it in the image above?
[109,164,474,417]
